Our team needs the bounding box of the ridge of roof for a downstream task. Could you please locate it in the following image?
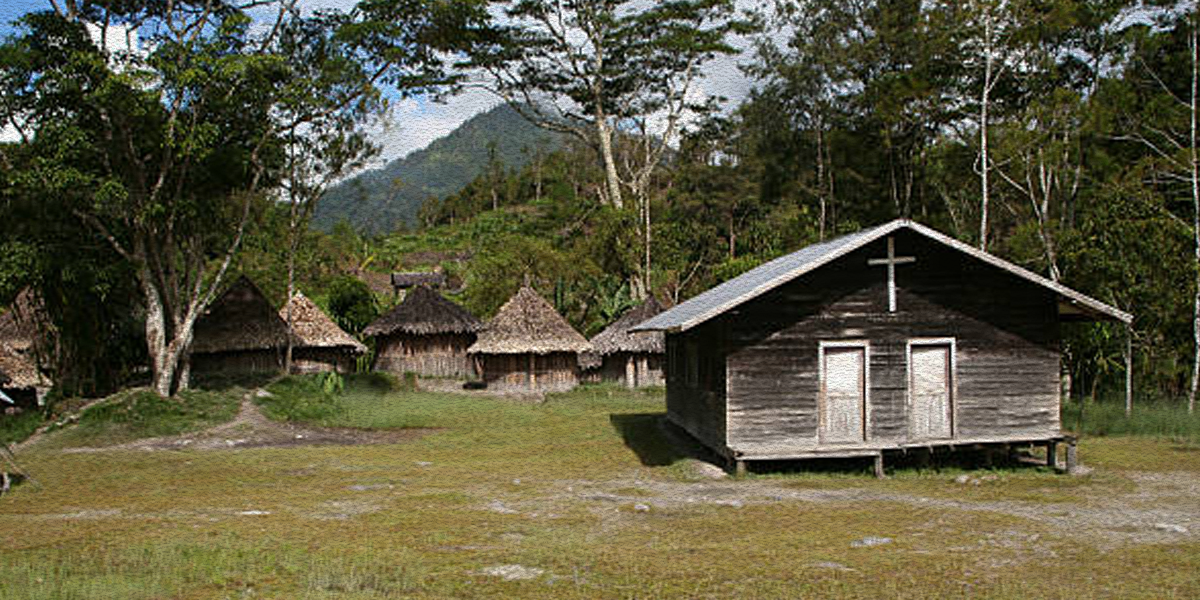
[632,219,1131,333]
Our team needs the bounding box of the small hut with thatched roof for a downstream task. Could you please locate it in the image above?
[468,286,592,392]
[0,289,52,407]
[281,292,366,374]
[363,285,482,378]
[586,298,666,388]
[191,276,289,374]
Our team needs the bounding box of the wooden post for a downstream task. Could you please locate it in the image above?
[529,354,536,390]
[873,453,885,479]
[1066,440,1078,473]
[734,459,747,478]
[1046,441,1057,470]
[1125,323,1133,417]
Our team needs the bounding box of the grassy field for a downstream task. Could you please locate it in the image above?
[2,379,1199,599]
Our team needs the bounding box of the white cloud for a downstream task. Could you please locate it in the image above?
[363,87,502,167]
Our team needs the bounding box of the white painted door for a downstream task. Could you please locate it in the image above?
[910,344,952,440]
[821,347,866,443]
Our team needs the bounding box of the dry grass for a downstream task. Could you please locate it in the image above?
[2,382,1199,599]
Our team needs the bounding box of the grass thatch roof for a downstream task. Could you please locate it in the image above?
[192,276,289,354]
[281,292,366,353]
[0,342,45,389]
[589,298,666,356]
[0,288,46,354]
[392,272,446,289]
[468,286,592,355]
[363,285,482,337]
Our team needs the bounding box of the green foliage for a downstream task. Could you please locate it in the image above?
[0,407,45,445]
[42,388,241,448]
[258,375,346,424]
[325,275,378,335]
[1064,398,1200,441]
[316,104,562,234]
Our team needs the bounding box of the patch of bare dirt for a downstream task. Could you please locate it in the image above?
[59,393,435,453]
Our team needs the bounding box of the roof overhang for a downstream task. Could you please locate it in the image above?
[632,219,1131,334]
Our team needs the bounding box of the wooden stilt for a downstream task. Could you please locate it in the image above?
[1125,324,1133,417]
[1046,441,1058,470]
[873,453,885,479]
[735,460,747,478]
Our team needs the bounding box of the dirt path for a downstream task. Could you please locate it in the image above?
[498,469,1200,549]
[58,392,434,454]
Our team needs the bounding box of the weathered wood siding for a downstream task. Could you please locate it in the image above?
[594,353,665,388]
[192,349,283,374]
[478,352,579,392]
[291,348,358,374]
[665,320,727,453]
[672,229,1062,459]
[374,333,476,378]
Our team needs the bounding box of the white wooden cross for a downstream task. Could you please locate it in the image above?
[867,236,916,313]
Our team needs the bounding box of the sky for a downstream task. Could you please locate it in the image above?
[0,0,772,168]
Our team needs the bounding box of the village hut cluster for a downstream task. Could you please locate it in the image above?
[191,276,365,376]
[178,272,664,393]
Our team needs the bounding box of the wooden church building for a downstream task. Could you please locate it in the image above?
[585,298,666,388]
[191,276,289,374]
[632,219,1131,473]
[469,286,592,392]
[281,292,366,374]
[363,285,482,378]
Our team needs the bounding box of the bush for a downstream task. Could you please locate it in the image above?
[259,375,346,424]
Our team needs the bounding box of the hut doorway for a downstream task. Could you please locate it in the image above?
[908,339,955,441]
[819,342,868,444]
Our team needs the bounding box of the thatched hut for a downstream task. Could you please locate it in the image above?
[281,292,366,374]
[191,276,289,374]
[363,285,481,378]
[586,298,666,388]
[468,286,592,392]
[0,290,51,407]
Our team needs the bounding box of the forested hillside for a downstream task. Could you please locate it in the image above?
[314,103,562,234]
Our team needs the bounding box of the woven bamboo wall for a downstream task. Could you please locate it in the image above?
[374,333,476,378]
[192,350,282,374]
[478,352,579,392]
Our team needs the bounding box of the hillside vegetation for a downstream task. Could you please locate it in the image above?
[314,104,563,234]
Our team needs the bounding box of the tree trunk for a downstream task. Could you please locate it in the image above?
[817,127,827,241]
[979,20,992,251]
[142,272,176,397]
[1190,18,1199,414]
[596,116,623,209]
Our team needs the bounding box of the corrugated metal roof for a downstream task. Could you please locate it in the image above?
[632,219,1131,333]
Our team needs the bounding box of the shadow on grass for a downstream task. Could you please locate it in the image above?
[608,413,723,467]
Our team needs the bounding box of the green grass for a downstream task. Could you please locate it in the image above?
[0,406,44,445]
[3,384,1200,598]
[1064,399,1200,441]
[259,375,349,424]
[34,387,242,449]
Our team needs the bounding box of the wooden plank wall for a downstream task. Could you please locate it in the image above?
[666,322,727,453]
[479,352,580,392]
[692,229,1061,457]
[291,349,357,374]
[192,350,283,374]
[597,353,665,388]
[374,333,477,378]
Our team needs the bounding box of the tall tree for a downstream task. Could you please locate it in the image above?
[470,0,751,212]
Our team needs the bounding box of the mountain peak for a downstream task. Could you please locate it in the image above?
[314,103,561,235]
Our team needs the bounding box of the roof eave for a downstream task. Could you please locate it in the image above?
[634,219,1132,331]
